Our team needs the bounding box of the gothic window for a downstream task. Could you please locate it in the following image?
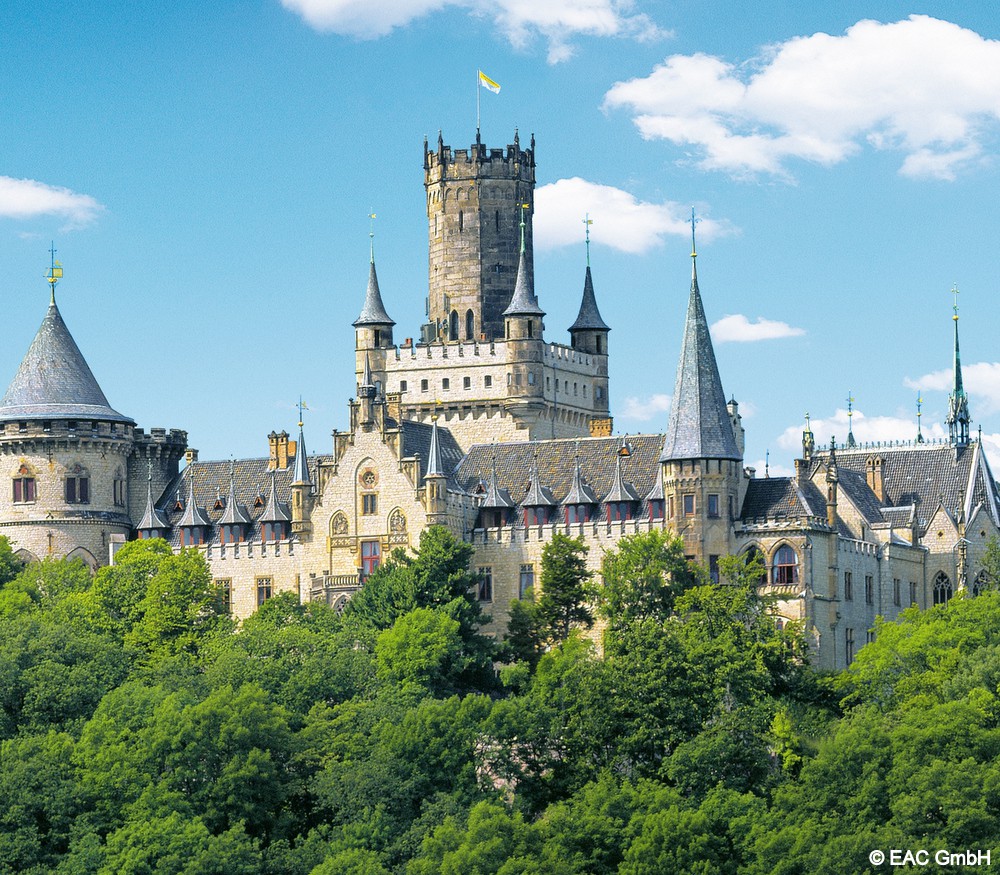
[477,567,493,602]
[865,575,874,605]
[933,571,952,605]
[466,309,474,340]
[331,512,349,535]
[113,468,126,507]
[973,570,989,597]
[362,493,377,515]
[256,577,273,606]
[449,310,459,341]
[772,545,798,585]
[65,467,90,504]
[519,564,534,599]
[361,540,381,577]
[389,509,406,533]
[844,571,853,600]
[845,628,855,664]
[13,466,36,503]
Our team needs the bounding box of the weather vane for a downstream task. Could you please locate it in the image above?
[46,242,63,304]
[951,283,960,321]
[519,202,529,253]
[369,210,377,261]
[916,392,924,443]
[583,213,593,266]
[690,207,700,258]
[297,396,308,428]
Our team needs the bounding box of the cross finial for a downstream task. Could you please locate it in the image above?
[952,283,960,321]
[369,211,377,263]
[582,213,593,267]
[916,391,924,443]
[690,207,700,258]
[847,391,855,418]
[297,396,308,429]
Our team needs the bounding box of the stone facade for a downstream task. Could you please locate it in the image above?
[1,128,996,675]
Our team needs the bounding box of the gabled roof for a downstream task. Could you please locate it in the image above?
[741,477,827,522]
[659,261,740,462]
[353,260,395,327]
[569,265,610,332]
[0,302,133,424]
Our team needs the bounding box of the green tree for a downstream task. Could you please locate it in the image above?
[375,608,465,694]
[0,535,23,586]
[535,534,592,644]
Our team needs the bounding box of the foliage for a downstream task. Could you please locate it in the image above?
[535,534,592,644]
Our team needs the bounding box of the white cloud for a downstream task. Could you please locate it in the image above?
[534,177,732,254]
[617,393,671,423]
[776,408,946,454]
[979,432,1000,475]
[603,16,1000,179]
[710,313,805,343]
[747,458,794,478]
[0,177,103,229]
[905,362,1000,414]
[281,0,665,62]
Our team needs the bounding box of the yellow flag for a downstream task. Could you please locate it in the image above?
[478,70,500,94]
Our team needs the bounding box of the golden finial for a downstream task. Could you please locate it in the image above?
[952,283,960,321]
[46,242,63,304]
[297,397,308,429]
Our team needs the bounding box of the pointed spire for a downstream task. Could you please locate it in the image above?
[218,459,251,526]
[522,449,556,506]
[569,221,610,333]
[260,469,291,523]
[480,451,515,508]
[359,352,376,399]
[426,416,444,478]
[137,461,169,531]
[802,412,815,461]
[947,284,970,448]
[562,451,598,505]
[353,254,395,328]
[292,415,312,487]
[503,202,544,317]
[178,466,210,528]
[659,213,740,463]
[846,391,857,448]
[603,448,641,503]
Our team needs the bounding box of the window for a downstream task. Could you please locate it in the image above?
[973,571,989,597]
[466,309,474,340]
[463,376,471,389]
[528,372,535,385]
[449,310,459,341]
[216,578,232,614]
[933,571,952,606]
[565,505,588,524]
[844,571,853,601]
[361,540,381,577]
[707,493,720,518]
[262,521,285,542]
[13,475,36,503]
[113,471,126,507]
[893,578,901,606]
[772,545,798,585]
[181,528,203,547]
[845,628,855,664]
[667,496,674,519]
[865,575,874,605]
[595,387,603,400]
[524,507,547,526]
[220,524,243,545]
[484,375,492,388]
[421,379,429,392]
[866,630,876,645]
[400,380,408,392]
[596,336,603,354]
[527,321,533,338]
[65,475,90,504]
[709,554,720,584]
[743,547,767,586]
[442,378,450,390]
[477,567,493,602]
[573,382,578,396]
[607,502,630,522]
[458,210,464,233]
[519,564,534,599]
[256,577,273,607]
[909,581,918,606]
[649,499,664,520]
[362,493,377,515]
[683,494,695,516]
[483,509,506,528]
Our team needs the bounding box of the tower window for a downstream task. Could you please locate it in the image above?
[596,336,603,353]
[466,309,474,340]
[421,379,429,392]
[772,545,798,585]
[484,375,492,388]
[13,475,36,503]
[458,210,464,232]
[463,376,471,389]
[527,321,533,338]
[477,567,493,602]
[683,494,695,515]
[442,378,450,390]
[495,210,500,232]
[400,380,408,392]
[373,329,381,346]
[113,471,126,507]
[449,310,459,341]
[65,476,90,504]
[707,494,720,518]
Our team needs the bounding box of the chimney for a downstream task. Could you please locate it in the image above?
[866,456,885,502]
[268,430,291,470]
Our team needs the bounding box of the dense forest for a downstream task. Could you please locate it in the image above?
[2,528,999,874]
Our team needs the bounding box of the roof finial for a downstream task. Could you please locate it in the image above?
[690,207,700,282]
[46,242,63,305]
[846,391,856,448]
[297,396,308,429]
[583,213,593,267]
[368,210,376,263]
[947,283,970,448]
[916,392,924,443]
[519,202,528,255]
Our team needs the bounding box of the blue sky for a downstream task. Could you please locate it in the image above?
[2,1,1000,474]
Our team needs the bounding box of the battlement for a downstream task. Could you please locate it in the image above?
[424,135,535,179]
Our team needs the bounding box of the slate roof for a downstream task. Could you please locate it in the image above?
[740,477,827,522]
[660,265,740,462]
[353,260,395,327]
[0,302,133,424]
[400,420,465,486]
[456,434,663,508]
[502,248,544,317]
[836,468,886,524]
[569,265,610,332]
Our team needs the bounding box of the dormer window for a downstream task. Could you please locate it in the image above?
[565,505,588,524]
[181,527,204,547]
[607,501,631,522]
[648,499,664,520]
[220,524,243,545]
[524,507,548,526]
[262,521,285,542]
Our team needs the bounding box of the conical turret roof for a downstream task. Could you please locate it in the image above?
[660,256,740,462]
[569,266,610,332]
[353,259,395,327]
[502,249,545,318]
[292,424,312,487]
[0,301,133,423]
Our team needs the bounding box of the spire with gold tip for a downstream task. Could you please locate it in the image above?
[946,284,970,448]
[292,398,312,487]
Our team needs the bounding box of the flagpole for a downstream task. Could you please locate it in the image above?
[476,69,481,133]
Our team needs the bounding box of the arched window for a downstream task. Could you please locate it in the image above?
[743,546,767,586]
[13,464,36,503]
[772,545,798,585]
[458,210,464,232]
[465,309,474,340]
[933,571,952,605]
[495,210,500,232]
[449,310,459,341]
[973,570,990,597]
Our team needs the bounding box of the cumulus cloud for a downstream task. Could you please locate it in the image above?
[776,408,946,454]
[617,393,671,423]
[603,16,1000,179]
[534,178,732,254]
[0,176,103,229]
[281,0,664,62]
[905,362,1000,414]
[710,314,805,343]
[979,432,1000,475]
[747,457,794,478]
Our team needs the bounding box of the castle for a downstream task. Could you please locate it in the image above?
[2,130,997,671]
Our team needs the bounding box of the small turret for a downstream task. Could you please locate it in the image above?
[569,215,610,356]
[290,404,313,536]
[353,235,395,351]
[423,417,448,522]
[946,285,970,451]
